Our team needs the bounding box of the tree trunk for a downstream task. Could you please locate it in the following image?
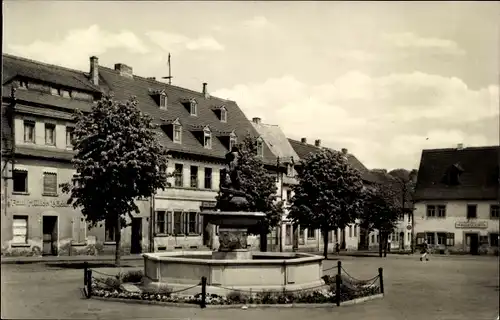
[260,231,268,252]
[115,215,122,267]
[383,233,388,257]
[322,229,329,259]
[378,235,383,257]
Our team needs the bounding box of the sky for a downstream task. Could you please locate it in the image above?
[3,1,499,170]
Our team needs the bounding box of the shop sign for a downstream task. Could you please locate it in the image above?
[10,198,71,208]
[455,221,488,229]
[200,201,217,209]
[406,225,412,230]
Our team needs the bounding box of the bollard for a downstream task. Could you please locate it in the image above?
[378,267,384,294]
[86,269,92,298]
[84,262,88,286]
[335,274,341,306]
[337,260,342,276]
[200,276,207,308]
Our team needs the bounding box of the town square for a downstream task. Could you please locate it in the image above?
[1,1,499,319]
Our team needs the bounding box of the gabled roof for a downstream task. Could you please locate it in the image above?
[252,122,299,163]
[97,66,276,164]
[414,146,500,201]
[287,138,376,183]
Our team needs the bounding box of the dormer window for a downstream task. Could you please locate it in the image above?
[50,87,59,95]
[442,163,464,186]
[173,123,182,143]
[287,164,294,177]
[256,138,264,157]
[190,100,198,116]
[229,133,238,151]
[220,109,227,122]
[203,128,212,149]
[18,80,28,90]
[159,93,167,110]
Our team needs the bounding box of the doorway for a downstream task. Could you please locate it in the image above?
[465,233,479,255]
[202,217,210,246]
[130,217,142,254]
[400,232,405,250]
[42,216,58,256]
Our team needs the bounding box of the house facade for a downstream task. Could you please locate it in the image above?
[1,54,278,257]
[413,145,499,255]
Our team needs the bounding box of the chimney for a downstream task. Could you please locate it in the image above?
[89,56,99,85]
[315,139,321,147]
[252,117,261,124]
[114,63,133,78]
[301,138,307,144]
[341,148,348,155]
[457,143,464,150]
[202,82,210,99]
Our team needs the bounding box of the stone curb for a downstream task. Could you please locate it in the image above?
[90,293,384,309]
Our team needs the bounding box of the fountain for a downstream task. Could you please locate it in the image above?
[142,147,325,295]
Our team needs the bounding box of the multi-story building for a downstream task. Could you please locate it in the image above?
[1,54,279,257]
[413,145,499,255]
[287,137,377,252]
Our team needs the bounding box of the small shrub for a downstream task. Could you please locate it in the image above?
[142,284,172,296]
[121,270,144,283]
[226,291,249,304]
[104,277,122,290]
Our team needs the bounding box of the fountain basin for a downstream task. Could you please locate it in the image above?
[142,251,326,296]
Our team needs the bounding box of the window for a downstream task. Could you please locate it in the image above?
[13,170,28,193]
[425,232,435,245]
[18,80,28,90]
[229,135,237,151]
[45,123,56,145]
[159,93,167,110]
[219,170,225,189]
[446,233,455,246]
[426,205,436,217]
[12,215,28,244]
[256,139,264,157]
[408,233,411,243]
[173,125,182,143]
[286,190,292,203]
[190,166,198,188]
[307,228,315,239]
[74,217,87,243]
[437,205,446,218]
[50,87,59,95]
[105,219,116,242]
[348,225,352,238]
[467,204,477,219]
[490,233,499,247]
[66,127,75,147]
[23,121,35,143]
[354,226,357,237]
[60,89,71,98]
[437,232,446,245]
[174,164,183,187]
[479,235,489,245]
[156,211,166,234]
[287,164,294,177]
[220,109,227,122]
[204,131,212,149]
[190,100,197,116]
[185,212,199,234]
[43,172,57,195]
[371,234,375,243]
[204,167,212,189]
[490,205,499,219]
[173,211,183,235]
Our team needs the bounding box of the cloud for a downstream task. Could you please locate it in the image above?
[242,16,270,29]
[213,72,498,169]
[146,31,224,52]
[382,32,465,55]
[7,25,149,70]
[334,50,376,63]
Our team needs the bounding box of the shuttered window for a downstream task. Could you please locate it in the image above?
[156,211,166,234]
[166,211,172,235]
[173,211,183,235]
[43,172,58,195]
[13,215,28,244]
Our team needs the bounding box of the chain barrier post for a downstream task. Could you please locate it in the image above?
[84,261,88,286]
[337,260,341,277]
[86,269,93,298]
[378,267,384,295]
[200,276,207,308]
[335,274,341,306]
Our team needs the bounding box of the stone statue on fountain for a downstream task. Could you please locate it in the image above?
[217,146,251,212]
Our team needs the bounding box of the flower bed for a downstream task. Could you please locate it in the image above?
[90,270,380,306]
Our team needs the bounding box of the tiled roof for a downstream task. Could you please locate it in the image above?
[369,170,413,208]
[98,66,276,164]
[252,122,299,163]
[287,138,376,183]
[2,54,101,93]
[414,146,500,201]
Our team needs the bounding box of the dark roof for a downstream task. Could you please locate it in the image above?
[287,138,376,183]
[414,146,500,201]
[98,66,276,164]
[2,54,101,93]
[370,170,413,208]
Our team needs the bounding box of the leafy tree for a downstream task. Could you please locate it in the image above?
[288,148,365,258]
[61,95,170,266]
[215,134,284,251]
[359,184,401,257]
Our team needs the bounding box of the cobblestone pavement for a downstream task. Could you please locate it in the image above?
[1,255,498,320]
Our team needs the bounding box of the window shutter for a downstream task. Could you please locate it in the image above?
[181,212,186,235]
[416,232,425,245]
[197,213,202,235]
[12,217,27,243]
[43,173,57,194]
[167,212,172,235]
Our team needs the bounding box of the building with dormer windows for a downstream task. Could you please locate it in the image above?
[413,145,499,255]
[1,54,279,257]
